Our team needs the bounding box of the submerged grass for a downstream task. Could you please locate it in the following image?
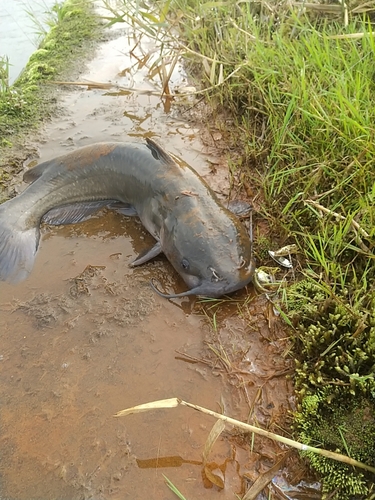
[163,475,189,500]
[104,1,375,498]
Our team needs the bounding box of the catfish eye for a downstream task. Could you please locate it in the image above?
[181,258,190,270]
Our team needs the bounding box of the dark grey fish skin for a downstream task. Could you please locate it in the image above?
[0,139,255,297]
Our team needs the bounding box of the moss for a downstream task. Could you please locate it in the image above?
[287,279,375,497]
[306,456,369,499]
[287,279,375,397]
[295,388,375,499]
[0,0,102,144]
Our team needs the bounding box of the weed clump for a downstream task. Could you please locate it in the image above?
[287,280,375,397]
[295,388,375,499]
[287,279,375,497]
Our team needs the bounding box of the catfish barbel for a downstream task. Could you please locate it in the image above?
[0,138,255,298]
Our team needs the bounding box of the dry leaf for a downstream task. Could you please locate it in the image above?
[203,419,226,465]
[204,465,225,489]
[115,397,179,417]
[242,452,291,500]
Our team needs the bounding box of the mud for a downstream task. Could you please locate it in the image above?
[0,16,302,500]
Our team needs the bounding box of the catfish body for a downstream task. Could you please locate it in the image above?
[0,139,255,297]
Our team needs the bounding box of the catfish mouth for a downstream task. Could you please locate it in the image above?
[150,260,256,299]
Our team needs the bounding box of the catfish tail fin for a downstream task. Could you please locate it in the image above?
[0,211,39,283]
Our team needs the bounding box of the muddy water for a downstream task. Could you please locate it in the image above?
[0,19,295,500]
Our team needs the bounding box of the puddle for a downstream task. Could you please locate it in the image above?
[0,15,299,500]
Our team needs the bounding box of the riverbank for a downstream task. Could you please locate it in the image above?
[0,0,102,199]
[1,0,374,498]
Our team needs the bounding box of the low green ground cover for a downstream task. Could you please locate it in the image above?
[106,0,375,497]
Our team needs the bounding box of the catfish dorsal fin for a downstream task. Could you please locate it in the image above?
[23,160,51,184]
[146,138,175,167]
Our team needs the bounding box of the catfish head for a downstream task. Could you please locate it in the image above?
[154,206,255,299]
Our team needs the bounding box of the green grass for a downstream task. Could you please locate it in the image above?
[0,56,10,94]
[163,475,189,500]
[102,1,375,497]
[25,0,74,39]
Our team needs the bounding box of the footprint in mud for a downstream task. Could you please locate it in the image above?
[15,264,159,330]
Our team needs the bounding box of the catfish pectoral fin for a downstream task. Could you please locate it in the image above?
[42,200,118,226]
[107,202,138,217]
[227,199,252,218]
[130,242,162,267]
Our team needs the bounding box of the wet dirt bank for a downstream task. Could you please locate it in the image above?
[0,16,300,500]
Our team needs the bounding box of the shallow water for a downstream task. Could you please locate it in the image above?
[0,218,236,500]
[0,15,299,500]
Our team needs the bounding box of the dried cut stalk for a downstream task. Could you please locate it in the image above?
[115,397,375,475]
[304,199,371,252]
